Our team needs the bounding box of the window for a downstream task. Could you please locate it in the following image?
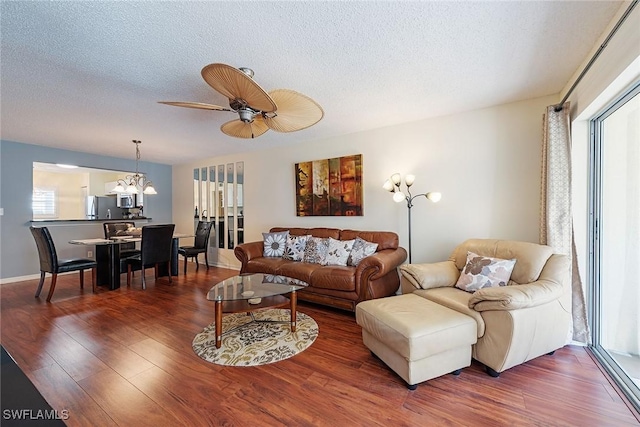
[32,187,58,219]
[590,81,640,411]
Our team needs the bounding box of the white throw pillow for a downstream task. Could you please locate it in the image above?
[323,238,355,266]
[262,230,289,257]
[303,237,330,264]
[283,234,311,261]
[347,237,378,266]
[455,251,516,292]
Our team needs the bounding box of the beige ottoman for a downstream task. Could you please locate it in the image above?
[356,293,477,389]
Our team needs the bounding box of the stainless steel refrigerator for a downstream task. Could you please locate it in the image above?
[86,196,118,219]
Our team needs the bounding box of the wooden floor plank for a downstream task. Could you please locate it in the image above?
[1,265,638,426]
[76,369,178,426]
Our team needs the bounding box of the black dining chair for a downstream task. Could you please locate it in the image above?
[126,224,175,289]
[178,221,213,275]
[103,221,141,273]
[29,226,97,302]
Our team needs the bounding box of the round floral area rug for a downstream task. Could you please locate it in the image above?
[192,309,319,367]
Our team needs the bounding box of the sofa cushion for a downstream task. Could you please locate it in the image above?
[303,237,330,264]
[324,238,355,266]
[450,239,553,284]
[455,251,516,292]
[245,257,290,275]
[262,230,289,257]
[310,266,356,291]
[277,261,323,284]
[283,234,310,261]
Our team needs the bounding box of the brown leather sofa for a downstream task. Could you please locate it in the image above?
[234,227,408,311]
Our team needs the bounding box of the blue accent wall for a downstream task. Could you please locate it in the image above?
[0,140,173,280]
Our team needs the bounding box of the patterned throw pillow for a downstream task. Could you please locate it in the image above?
[347,237,378,267]
[262,231,289,257]
[323,238,355,266]
[303,237,330,264]
[283,234,310,261]
[455,251,516,292]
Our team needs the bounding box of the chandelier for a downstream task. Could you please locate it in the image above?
[113,140,157,195]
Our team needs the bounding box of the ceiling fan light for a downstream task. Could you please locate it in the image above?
[238,109,255,123]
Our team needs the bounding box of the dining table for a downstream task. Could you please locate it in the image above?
[69,233,193,290]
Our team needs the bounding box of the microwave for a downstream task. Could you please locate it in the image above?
[117,193,135,208]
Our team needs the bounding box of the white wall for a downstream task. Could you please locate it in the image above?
[173,94,557,269]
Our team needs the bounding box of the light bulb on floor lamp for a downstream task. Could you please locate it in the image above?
[382,173,441,263]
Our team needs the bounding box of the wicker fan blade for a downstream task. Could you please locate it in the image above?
[262,89,324,133]
[201,63,277,113]
[220,117,269,139]
[158,101,231,111]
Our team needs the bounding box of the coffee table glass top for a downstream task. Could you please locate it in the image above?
[207,273,308,302]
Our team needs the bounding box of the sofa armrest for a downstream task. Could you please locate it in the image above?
[468,279,565,311]
[357,247,407,280]
[398,261,459,290]
[234,241,264,271]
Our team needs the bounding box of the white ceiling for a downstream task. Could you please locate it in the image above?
[0,1,622,165]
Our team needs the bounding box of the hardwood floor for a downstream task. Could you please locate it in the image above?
[1,266,638,426]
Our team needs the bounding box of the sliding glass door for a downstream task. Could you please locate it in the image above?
[590,82,640,410]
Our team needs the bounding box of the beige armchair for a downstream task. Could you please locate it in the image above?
[399,239,572,377]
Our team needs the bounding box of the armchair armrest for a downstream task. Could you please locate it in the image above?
[398,261,459,290]
[357,247,407,280]
[468,279,564,311]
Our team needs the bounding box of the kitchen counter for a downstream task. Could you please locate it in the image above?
[30,217,151,223]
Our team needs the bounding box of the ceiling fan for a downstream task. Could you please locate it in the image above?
[159,63,324,139]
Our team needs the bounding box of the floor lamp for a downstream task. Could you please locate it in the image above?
[383,173,441,264]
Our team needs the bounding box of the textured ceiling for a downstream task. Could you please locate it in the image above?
[0,1,622,165]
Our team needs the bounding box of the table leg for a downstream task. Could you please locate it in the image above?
[215,299,222,349]
[108,244,121,290]
[290,290,297,332]
[96,245,121,290]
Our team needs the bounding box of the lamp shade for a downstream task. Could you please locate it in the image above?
[390,173,401,186]
[405,174,415,186]
[393,191,406,203]
[143,184,157,195]
[426,192,442,203]
[382,180,395,192]
[126,183,138,194]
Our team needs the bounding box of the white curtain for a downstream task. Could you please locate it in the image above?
[540,102,590,343]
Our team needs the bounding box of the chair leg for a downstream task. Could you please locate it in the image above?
[46,273,58,302]
[167,261,172,284]
[183,255,187,275]
[141,268,146,290]
[154,265,158,280]
[35,271,46,298]
[79,269,84,289]
[195,254,199,271]
[127,265,132,286]
[205,251,209,270]
[91,267,96,293]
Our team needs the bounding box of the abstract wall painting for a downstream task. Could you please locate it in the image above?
[295,154,363,216]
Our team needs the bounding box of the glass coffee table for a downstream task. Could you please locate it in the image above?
[206,273,308,348]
